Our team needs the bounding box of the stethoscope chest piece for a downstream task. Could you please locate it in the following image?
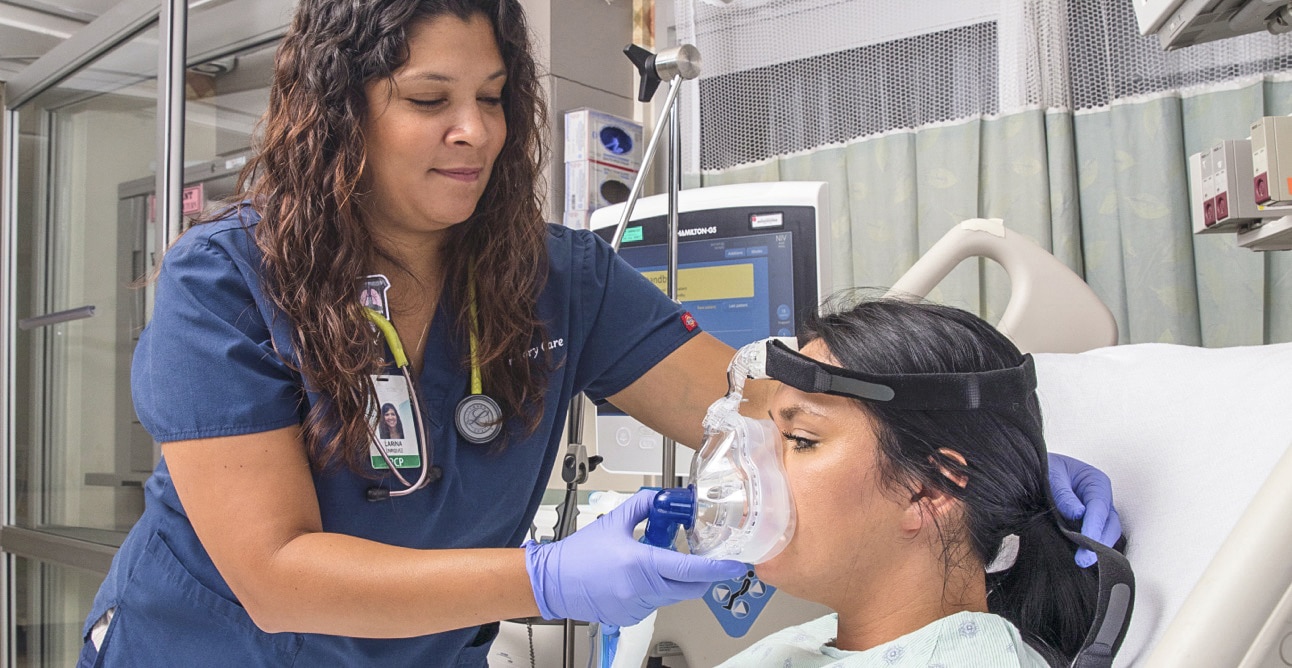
[455,394,502,444]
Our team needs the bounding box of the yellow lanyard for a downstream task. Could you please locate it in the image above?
[365,273,482,387]
[467,266,482,395]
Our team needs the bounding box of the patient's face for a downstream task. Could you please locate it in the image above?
[757,340,912,604]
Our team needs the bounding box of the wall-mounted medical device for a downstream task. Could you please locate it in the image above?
[1133,0,1292,50]
[1189,128,1292,251]
[1252,116,1292,206]
[1235,215,1292,250]
[1190,140,1292,234]
[589,181,832,475]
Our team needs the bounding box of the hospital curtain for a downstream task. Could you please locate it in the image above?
[674,0,1292,346]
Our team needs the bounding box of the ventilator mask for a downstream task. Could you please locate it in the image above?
[683,338,797,564]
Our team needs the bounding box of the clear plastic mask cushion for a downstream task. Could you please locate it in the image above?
[689,339,797,564]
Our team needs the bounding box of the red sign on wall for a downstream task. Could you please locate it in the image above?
[182,183,205,216]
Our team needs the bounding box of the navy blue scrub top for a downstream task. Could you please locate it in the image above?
[82,208,700,666]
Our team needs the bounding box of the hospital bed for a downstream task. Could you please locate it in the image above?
[492,219,1292,667]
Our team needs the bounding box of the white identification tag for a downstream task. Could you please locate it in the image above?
[369,374,421,470]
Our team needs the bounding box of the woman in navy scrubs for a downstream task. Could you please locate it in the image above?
[78,0,1121,665]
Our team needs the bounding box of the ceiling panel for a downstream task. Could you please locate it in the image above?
[0,22,62,80]
[1,0,294,85]
[0,0,92,81]
[6,0,109,22]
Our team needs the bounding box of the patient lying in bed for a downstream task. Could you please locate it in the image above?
[717,298,1124,667]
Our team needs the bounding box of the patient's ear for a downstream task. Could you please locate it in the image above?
[901,484,960,534]
[899,449,969,535]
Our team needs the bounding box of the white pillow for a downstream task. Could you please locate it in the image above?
[1034,342,1292,666]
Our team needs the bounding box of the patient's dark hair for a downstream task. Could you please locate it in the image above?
[800,295,1098,665]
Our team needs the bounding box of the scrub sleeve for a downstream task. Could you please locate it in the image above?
[77,211,703,667]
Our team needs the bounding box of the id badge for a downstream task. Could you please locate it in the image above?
[369,374,421,470]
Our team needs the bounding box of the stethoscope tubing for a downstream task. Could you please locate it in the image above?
[365,309,435,498]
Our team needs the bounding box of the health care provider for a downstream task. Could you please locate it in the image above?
[77,0,1121,665]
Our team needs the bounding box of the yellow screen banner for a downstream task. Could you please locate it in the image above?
[641,264,754,301]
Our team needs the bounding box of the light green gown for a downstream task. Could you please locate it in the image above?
[715,611,1051,667]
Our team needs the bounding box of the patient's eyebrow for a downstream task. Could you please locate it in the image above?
[774,404,828,422]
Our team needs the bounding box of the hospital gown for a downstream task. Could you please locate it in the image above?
[715,611,1049,667]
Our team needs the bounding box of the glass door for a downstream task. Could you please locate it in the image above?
[8,22,161,666]
[3,1,287,664]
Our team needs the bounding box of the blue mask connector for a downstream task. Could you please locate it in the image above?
[642,486,697,548]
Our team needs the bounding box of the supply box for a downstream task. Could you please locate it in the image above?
[564,108,643,170]
[564,159,636,226]
[563,108,643,230]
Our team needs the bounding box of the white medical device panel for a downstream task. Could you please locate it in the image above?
[1252,116,1292,207]
[1132,0,1292,49]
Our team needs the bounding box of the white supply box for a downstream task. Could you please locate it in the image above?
[565,159,636,214]
[564,108,643,171]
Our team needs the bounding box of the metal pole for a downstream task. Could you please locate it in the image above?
[557,45,699,666]
[608,76,683,252]
[660,84,683,485]
[155,0,187,265]
[563,619,576,668]
[562,396,583,668]
[1,87,16,668]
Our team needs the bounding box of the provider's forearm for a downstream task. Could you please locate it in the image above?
[246,535,538,637]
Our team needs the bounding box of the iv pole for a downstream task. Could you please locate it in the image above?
[553,42,701,668]
[610,42,701,486]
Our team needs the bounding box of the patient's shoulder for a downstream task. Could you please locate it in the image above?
[713,614,840,667]
[715,611,1048,667]
[923,612,1049,667]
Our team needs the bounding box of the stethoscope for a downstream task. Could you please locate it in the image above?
[363,277,503,500]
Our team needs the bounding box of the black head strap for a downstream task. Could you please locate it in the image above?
[1060,529,1136,668]
[764,339,1038,411]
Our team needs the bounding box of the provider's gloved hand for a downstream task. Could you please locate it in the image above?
[1048,452,1123,568]
[524,489,746,627]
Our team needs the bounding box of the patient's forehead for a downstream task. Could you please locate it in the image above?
[773,341,868,420]
[799,339,837,365]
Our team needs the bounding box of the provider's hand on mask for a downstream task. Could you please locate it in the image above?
[524,489,746,627]
[1048,452,1123,568]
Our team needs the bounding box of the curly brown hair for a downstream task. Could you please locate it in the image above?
[229,0,549,473]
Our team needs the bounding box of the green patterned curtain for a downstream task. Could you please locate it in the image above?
[698,76,1292,346]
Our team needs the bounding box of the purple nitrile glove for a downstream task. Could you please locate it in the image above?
[524,489,746,627]
[1048,452,1123,568]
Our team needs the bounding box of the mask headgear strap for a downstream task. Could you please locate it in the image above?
[1060,529,1135,668]
[764,339,1037,411]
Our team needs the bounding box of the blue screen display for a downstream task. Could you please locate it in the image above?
[617,231,796,348]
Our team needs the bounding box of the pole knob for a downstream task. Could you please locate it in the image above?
[654,44,702,82]
[624,43,703,102]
